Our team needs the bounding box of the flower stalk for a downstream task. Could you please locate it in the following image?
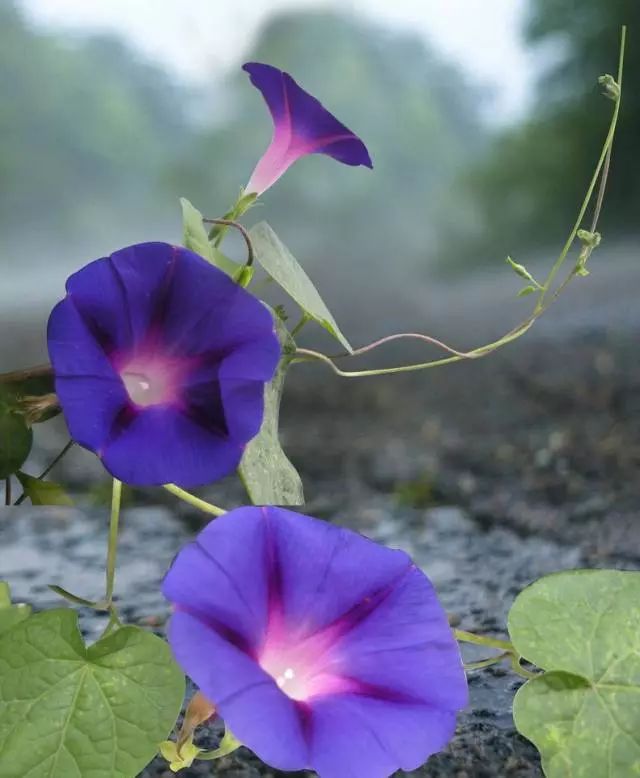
[163,484,226,517]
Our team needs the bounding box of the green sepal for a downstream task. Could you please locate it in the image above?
[0,374,58,425]
[159,738,202,772]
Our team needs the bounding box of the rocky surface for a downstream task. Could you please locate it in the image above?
[2,246,640,776]
[0,489,614,777]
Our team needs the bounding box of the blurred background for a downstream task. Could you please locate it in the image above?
[0,5,638,773]
[1,0,637,312]
[1,0,638,520]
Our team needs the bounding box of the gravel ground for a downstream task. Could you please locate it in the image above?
[1,244,639,776]
[0,500,583,778]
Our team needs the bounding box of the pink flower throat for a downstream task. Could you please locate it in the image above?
[258,621,355,702]
[118,353,188,408]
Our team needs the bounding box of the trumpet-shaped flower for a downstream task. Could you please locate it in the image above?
[244,62,372,195]
[48,243,280,486]
[162,506,468,778]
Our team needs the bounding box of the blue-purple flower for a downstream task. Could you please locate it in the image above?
[244,62,372,195]
[162,507,468,778]
[47,242,280,487]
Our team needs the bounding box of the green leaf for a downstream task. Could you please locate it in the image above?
[0,583,31,637]
[239,315,304,506]
[509,569,640,778]
[0,609,185,777]
[517,285,538,297]
[0,405,32,479]
[180,197,238,277]
[506,256,539,286]
[16,472,73,506]
[249,221,352,352]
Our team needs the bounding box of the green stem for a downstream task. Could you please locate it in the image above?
[98,604,123,640]
[164,484,226,517]
[292,27,626,381]
[105,479,122,604]
[202,218,254,267]
[209,192,258,246]
[509,655,539,680]
[464,651,511,672]
[453,628,514,652]
[536,25,625,311]
[290,312,311,339]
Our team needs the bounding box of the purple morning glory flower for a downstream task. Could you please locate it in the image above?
[47,242,280,487]
[244,62,373,195]
[162,507,468,777]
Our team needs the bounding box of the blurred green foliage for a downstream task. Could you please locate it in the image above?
[442,0,638,271]
[3,1,632,281]
[0,3,485,282]
[0,1,188,240]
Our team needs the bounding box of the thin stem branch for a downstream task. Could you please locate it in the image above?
[291,28,626,381]
[453,628,514,652]
[14,441,75,505]
[164,484,227,517]
[510,655,539,680]
[590,144,612,234]
[535,25,624,311]
[4,478,11,506]
[464,651,511,672]
[290,312,311,338]
[48,584,101,609]
[203,218,254,267]
[331,332,478,362]
[98,605,123,640]
[105,479,122,604]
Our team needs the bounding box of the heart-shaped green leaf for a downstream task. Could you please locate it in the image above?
[509,569,640,778]
[16,472,73,506]
[180,197,238,277]
[0,583,31,637]
[0,609,185,777]
[239,314,304,506]
[249,221,352,352]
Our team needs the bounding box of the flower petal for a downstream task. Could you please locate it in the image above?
[163,507,467,777]
[163,509,270,647]
[48,243,280,486]
[326,565,469,711]
[243,62,372,194]
[47,299,128,451]
[309,694,458,778]
[261,506,412,638]
[99,405,242,487]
